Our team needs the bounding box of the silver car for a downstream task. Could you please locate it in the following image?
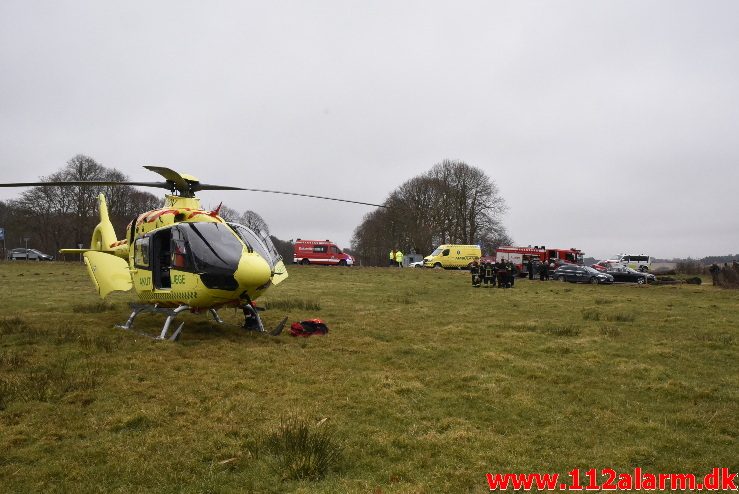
[7,248,54,261]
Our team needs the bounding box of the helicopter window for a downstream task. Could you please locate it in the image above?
[256,229,282,263]
[134,237,150,267]
[170,228,191,270]
[228,223,281,270]
[181,222,243,273]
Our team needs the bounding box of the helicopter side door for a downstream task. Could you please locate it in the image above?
[133,227,186,291]
[151,228,173,289]
[133,235,154,291]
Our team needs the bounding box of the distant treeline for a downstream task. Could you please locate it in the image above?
[1,155,161,257]
[656,254,739,265]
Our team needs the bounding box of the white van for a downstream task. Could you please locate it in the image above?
[610,254,653,272]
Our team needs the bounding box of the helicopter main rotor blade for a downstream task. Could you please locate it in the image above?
[225,186,387,208]
[143,166,191,191]
[191,184,246,192]
[0,181,171,189]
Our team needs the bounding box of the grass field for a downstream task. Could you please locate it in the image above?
[0,261,737,493]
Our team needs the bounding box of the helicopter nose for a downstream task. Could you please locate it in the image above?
[234,252,272,291]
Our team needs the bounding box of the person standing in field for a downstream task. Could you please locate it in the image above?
[527,257,534,280]
[389,249,395,267]
[508,261,516,288]
[496,261,507,288]
[484,261,494,287]
[470,260,481,287]
[709,263,720,286]
[395,249,404,267]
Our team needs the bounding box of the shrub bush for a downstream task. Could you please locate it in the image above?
[676,259,705,275]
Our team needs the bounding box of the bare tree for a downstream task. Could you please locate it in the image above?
[217,205,240,222]
[352,160,509,265]
[239,210,269,234]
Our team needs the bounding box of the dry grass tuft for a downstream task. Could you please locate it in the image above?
[606,312,636,323]
[0,316,30,335]
[254,415,343,481]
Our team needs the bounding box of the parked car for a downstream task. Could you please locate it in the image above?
[553,264,613,284]
[409,260,424,268]
[605,265,656,284]
[7,248,54,261]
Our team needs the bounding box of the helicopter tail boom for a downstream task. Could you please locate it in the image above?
[83,251,133,298]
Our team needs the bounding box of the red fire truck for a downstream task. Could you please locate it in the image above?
[495,245,584,276]
[293,239,354,266]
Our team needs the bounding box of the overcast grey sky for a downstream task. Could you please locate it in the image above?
[1,1,738,259]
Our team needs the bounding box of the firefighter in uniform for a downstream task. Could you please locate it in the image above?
[496,261,506,288]
[486,261,494,287]
[508,261,515,288]
[470,261,481,287]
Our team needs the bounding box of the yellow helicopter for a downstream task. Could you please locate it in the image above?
[1,166,383,340]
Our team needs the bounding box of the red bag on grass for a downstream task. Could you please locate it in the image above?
[289,319,329,337]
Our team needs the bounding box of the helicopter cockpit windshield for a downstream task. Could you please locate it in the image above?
[180,222,243,273]
[228,223,282,270]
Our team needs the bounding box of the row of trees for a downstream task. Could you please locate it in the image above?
[0,155,161,256]
[351,160,511,265]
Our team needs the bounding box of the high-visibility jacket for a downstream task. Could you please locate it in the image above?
[395,251,404,264]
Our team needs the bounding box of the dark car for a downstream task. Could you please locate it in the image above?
[553,264,613,284]
[7,248,54,261]
[605,265,655,284]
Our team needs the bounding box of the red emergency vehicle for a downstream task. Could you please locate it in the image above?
[293,239,354,266]
[495,245,583,276]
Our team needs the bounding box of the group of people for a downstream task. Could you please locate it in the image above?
[471,257,559,288]
[709,261,739,287]
[470,260,517,288]
[388,249,404,267]
[529,258,555,281]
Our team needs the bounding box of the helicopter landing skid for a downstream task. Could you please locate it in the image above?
[116,304,189,341]
[115,304,285,341]
[242,304,287,336]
